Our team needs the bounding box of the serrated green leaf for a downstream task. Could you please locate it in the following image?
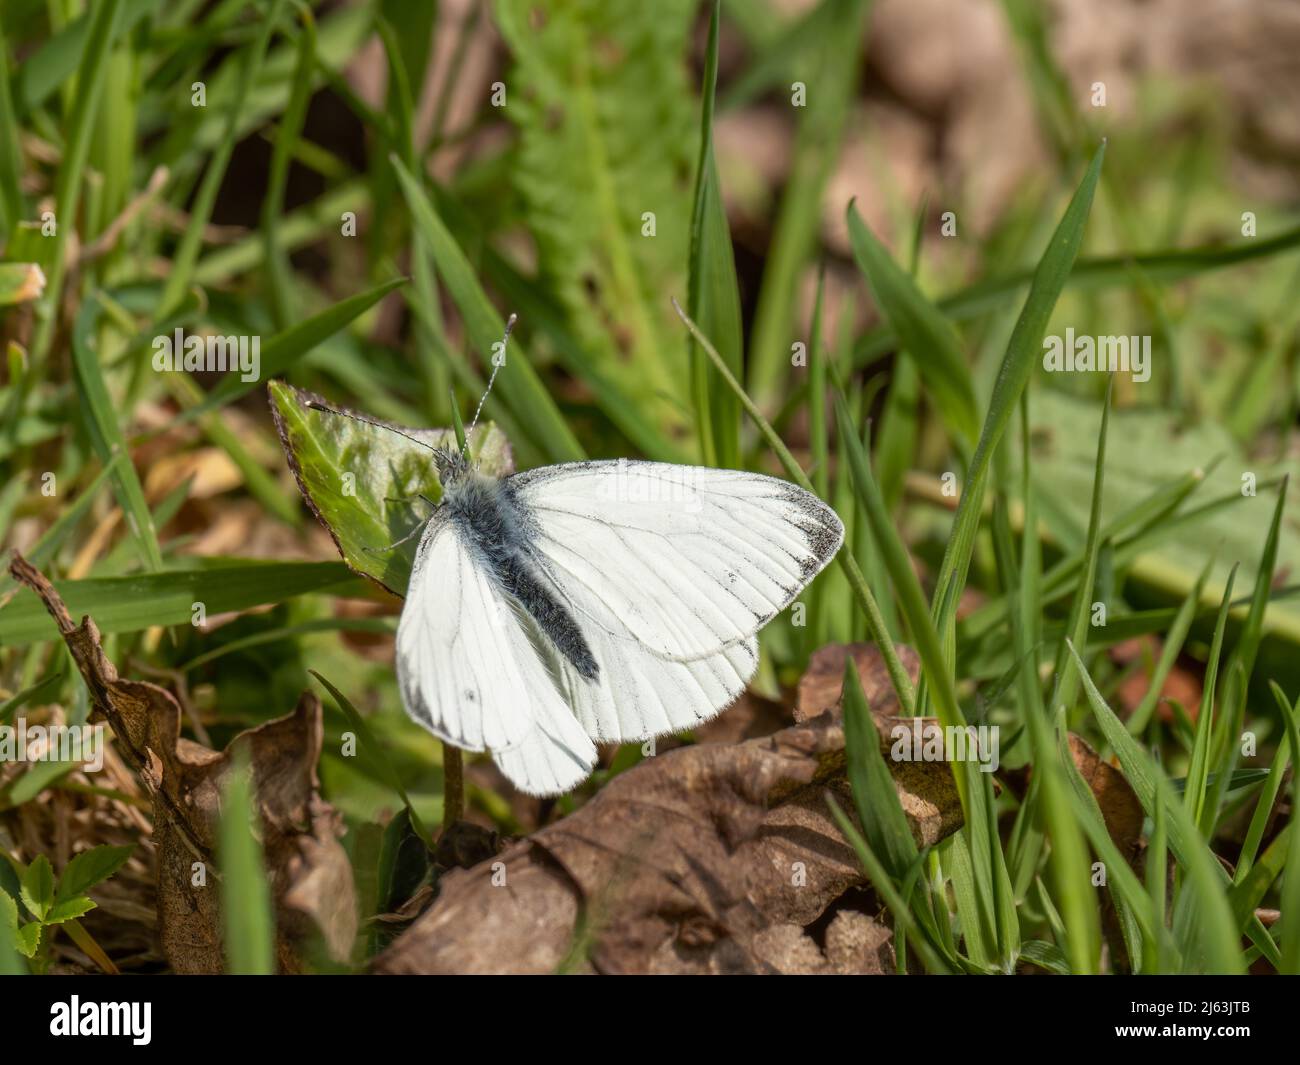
[45,895,96,925]
[20,855,54,922]
[57,845,135,900]
[16,921,41,959]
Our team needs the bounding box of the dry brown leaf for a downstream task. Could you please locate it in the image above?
[376,644,956,974]
[8,553,356,973]
[1067,733,1145,857]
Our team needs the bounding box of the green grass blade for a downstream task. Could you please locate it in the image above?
[687,0,742,470]
[846,203,978,444]
[23,0,123,382]
[825,793,953,973]
[842,658,919,880]
[1186,565,1237,830]
[747,0,869,407]
[1069,641,1245,973]
[390,155,585,464]
[1048,375,1112,714]
[69,301,163,572]
[310,670,430,844]
[929,144,1105,658]
[159,0,286,316]
[1,560,360,645]
[217,754,276,975]
[180,277,408,421]
[261,3,317,329]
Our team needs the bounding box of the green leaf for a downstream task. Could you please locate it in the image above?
[268,380,512,596]
[20,855,54,922]
[0,890,25,973]
[0,559,359,645]
[16,921,41,959]
[45,895,96,925]
[57,844,135,900]
[846,204,978,444]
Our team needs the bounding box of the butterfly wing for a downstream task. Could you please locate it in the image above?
[508,460,843,741]
[396,513,596,794]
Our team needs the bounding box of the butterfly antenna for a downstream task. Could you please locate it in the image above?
[465,312,516,452]
[304,400,439,454]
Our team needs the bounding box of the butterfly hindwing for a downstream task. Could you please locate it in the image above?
[396,513,596,793]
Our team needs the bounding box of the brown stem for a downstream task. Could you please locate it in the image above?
[441,742,464,831]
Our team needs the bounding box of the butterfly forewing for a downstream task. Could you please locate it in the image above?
[509,460,844,662]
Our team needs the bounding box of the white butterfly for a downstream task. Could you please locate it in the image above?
[394,448,844,796]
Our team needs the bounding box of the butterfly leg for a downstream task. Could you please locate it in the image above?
[383,493,437,510]
[362,517,431,556]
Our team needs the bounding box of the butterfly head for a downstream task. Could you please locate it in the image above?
[434,445,473,488]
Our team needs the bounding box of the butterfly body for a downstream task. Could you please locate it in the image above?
[437,469,599,683]
[397,458,844,795]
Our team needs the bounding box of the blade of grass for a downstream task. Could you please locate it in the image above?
[747,0,869,407]
[217,754,275,975]
[929,144,1105,671]
[1,559,360,645]
[687,0,743,471]
[852,222,1300,368]
[846,202,978,445]
[69,299,163,571]
[1069,641,1245,972]
[16,0,123,419]
[825,793,953,973]
[1201,477,1289,833]
[1186,567,1238,830]
[261,1,316,329]
[1127,553,1216,735]
[1047,374,1113,715]
[390,155,584,464]
[178,277,409,421]
[159,0,286,316]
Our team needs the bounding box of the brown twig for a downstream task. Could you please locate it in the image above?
[441,743,464,833]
